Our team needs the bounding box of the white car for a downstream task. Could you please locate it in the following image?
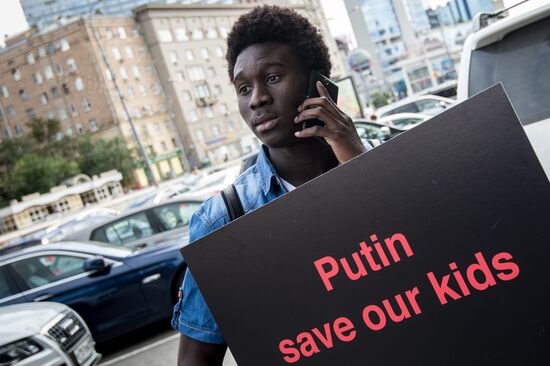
[378,113,431,130]
[375,95,454,119]
[457,1,550,180]
[0,302,101,366]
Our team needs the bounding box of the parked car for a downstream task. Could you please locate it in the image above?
[377,113,431,130]
[0,302,101,365]
[375,95,454,118]
[62,198,202,249]
[354,119,405,142]
[180,164,241,200]
[124,181,193,211]
[0,240,187,343]
[457,1,550,180]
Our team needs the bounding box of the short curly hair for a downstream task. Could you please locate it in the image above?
[226,5,332,81]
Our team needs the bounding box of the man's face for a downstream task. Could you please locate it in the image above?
[232,43,308,147]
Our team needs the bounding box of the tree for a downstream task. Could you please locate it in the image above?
[27,117,61,144]
[3,154,80,201]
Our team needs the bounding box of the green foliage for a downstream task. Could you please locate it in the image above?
[0,118,136,204]
[4,154,80,200]
[370,91,392,109]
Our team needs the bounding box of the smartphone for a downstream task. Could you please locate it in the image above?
[301,70,339,130]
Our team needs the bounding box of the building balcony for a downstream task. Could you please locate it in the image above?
[195,96,217,107]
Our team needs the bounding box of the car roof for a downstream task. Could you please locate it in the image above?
[0,241,132,262]
[354,119,405,132]
[375,95,453,116]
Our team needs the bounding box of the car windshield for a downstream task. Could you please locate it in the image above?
[469,14,550,125]
[390,118,424,128]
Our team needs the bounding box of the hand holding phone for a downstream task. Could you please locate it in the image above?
[301,70,339,130]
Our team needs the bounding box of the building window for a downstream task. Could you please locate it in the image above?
[185,50,194,61]
[38,47,46,58]
[106,28,113,39]
[125,46,134,59]
[215,46,224,58]
[26,108,36,120]
[131,27,140,37]
[131,66,141,79]
[220,103,228,115]
[12,69,21,81]
[54,63,63,76]
[188,66,205,81]
[212,124,220,135]
[1,85,8,98]
[172,138,177,148]
[14,123,22,136]
[70,104,78,116]
[195,128,204,140]
[175,28,188,41]
[206,66,216,77]
[151,83,161,95]
[19,89,29,101]
[141,124,149,136]
[40,92,49,105]
[159,104,166,113]
[228,119,235,132]
[145,65,153,75]
[161,141,167,151]
[154,122,161,133]
[219,26,229,38]
[65,126,73,136]
[62,83,70,94]
[207,28,218,39]
[47,43,56,55]
[51,86,60,98]
[139,47,146,56]
[31,72,42,85]
[26,52,35,64]
[194,84,210,98]
[112,47,122,60]
[133,108,142,118]
[188,109,199,122]
[76,123,84,134]
[67,58,77,72]
[44,65,53,79]
[117,27,127,39]
[169,51,178,64]
[144,105,153,116]
[60,38,70,51]
[81,98,91,112]
[120,67,128,80]
[89,118,98,131]
[139,85,147,96]
[205,107,214,119]
[7,106,15,117]
[182,90,192,102]
[175,71,185,82]
[47,111,55,119]
[127,87,134,99]
[105,69,113,80]
[158,29,173,42]
[200,48,209,60]
[58,107,68,120]
[75,77,84,91]
[192,28,204,40]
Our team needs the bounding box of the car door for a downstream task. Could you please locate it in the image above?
[90,211,158,249]
[5,251,149,342]
[0,265,27,305]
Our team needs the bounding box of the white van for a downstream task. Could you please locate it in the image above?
[457,2,550,180]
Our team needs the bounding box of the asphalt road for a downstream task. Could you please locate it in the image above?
[98,321,237,366]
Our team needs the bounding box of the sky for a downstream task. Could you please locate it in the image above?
[1,0,548,47]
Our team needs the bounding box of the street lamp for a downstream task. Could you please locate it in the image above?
[87,1,157,186]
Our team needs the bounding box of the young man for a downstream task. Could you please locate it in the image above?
[173,5,367,365]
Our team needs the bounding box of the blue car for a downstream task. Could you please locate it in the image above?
[0,240,186,343]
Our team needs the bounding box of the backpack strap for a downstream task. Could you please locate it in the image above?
[367,139,382,148]
[221,184,245,221]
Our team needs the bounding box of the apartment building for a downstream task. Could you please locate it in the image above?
[134,1,345,165]
[0,18,185,187]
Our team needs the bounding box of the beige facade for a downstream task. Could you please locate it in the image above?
[0,18,184,187]
[134,1,345,166]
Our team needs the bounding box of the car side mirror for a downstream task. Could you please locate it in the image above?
[84,256,109,273]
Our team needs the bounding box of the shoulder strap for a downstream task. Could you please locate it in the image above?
[221,183,245,221]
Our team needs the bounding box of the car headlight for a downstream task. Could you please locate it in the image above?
[0,338,42,366]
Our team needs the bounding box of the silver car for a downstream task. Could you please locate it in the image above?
[0,302,101,365]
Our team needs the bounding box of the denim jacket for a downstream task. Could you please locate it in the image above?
[171,145,289,344]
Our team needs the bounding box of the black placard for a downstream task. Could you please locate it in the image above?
[182,85,550,366]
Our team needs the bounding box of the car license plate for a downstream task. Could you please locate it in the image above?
[73,336,94,365]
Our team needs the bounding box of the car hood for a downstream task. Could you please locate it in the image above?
[0,302,67,344]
